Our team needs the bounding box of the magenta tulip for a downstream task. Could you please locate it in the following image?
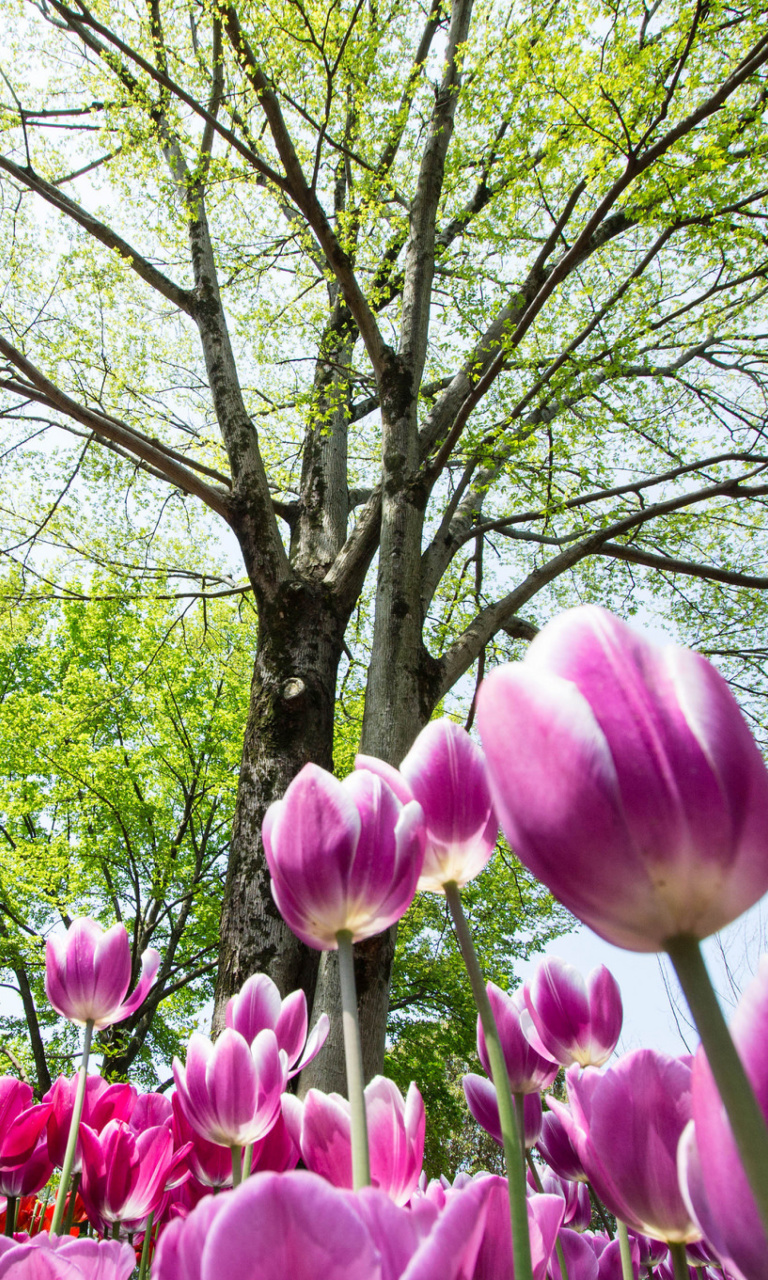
[0,1130,53,1199]
[476,605,768,951]
[463,1074,542,1148]
[263,765,425,949]
[225,972,329,1079]
[548,1051,699,1242]
[172,1027,286,1149]
[524,959,622,1068]
[478,984,559,1094]
[678,957,768,1279]
[171,1092,233,1189]
[357,718,497,892]
[297,1077,425,1205]
[45,918,160,1028]
[44,1074,135,1169]
[536,1110,587,1183]
[472,1179,565,1280]
[79,1118,189,1232]
[0,1080,53,1178]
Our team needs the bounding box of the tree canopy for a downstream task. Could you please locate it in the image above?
[0,0,767,1087]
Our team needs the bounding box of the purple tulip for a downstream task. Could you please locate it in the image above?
[0,1234,135,1279]
[225,972,329,1079]
[171,1092,233,1189]
[476,605,768,951]
[298,1077,425,1205]
[78,1118,189,1232]
[172,1027,286,1149]
[478,984,559,1094]
[357,718,498,892]
[45,918,160,1028]
[548,1051,700,1243]
[533,1171,592,1230]
[524,959,622,1068]
[678,956,768,1279]
[536,1110,587,1183]
[44,1074,136,1170]
[463,1074,542,1148]
[263,764,425,950]
[550,1229,600,1280]
[596,1237,640,1280]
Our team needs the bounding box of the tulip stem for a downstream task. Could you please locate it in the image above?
[336,929,371,1190]
[616,1221,634,1280]
[231,1146,242,1188]
[4,1197,16,1237]
[50,1018,94,1237]
[445,881,533,1280]
[668,1242,689,1280]
[242,1143,253,1178]
[666,934,768,1235]
[138,1211,154,1280]
[62,1171,80,1235]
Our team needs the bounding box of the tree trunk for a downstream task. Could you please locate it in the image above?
[211,578,346,1031]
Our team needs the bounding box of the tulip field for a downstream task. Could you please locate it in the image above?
[2,605,768,1278]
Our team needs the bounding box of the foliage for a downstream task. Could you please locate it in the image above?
[0,570,255,1092]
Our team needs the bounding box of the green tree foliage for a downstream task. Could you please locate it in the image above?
[0,570,254,1092]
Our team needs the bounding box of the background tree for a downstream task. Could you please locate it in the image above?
[0,0,767,1089]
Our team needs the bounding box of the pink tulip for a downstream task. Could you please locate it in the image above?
[0,1129,53,1199]
[78,1119,190,1232]
[45,918,160,1028]
[472,1179,565,1280]
[678,956,768,1279]
[263,764,425,949]
[548,1051,699,1243]
[463,1074,542,1148]
[0,1080,53,1179]
[171,1092,233,1189]
[478,984,559,1094]
[129,1092,172,1133]
[225,972,329,1079]
[0,1234,135,1279]
[476,605,768,951]
[357,718,497,892]
[297,1077,425,1205]
[172,1028,286,1149]
[524,959,622,1068]
[44,1075,136,1170]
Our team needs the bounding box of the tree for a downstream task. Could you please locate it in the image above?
[0,0,767,1088]
[0,570,251,1092]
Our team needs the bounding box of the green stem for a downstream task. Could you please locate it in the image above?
[62,1170,81,1235]
[112,1222,120,1240]
[242,1143,253,1179]
[666,935,768,1234]
[231,1146,242,1188]
[669,1242,689,1280]
[138,1211,154,1280]
[50,1019,94,1237]
[617,1220,634,1280]
[336,929,370,1190]
[4,1197,16,1238]
[445,881,533,1280]
[588,1181,614,1238]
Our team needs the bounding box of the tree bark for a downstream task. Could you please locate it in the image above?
[212,578,347,1031]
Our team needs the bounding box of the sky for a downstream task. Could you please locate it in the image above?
[514,896,768,1059]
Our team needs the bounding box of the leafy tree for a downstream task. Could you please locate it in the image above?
[0,0,767,1088]
[0,571,252,1092]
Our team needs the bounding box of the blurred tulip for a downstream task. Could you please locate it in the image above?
[548,1051,699,1243]
[524,959,622,1068]
[463,1075,542,1148]
[263,765,425,950]
[298,1077,425,1206]
[225,972,329,1079]
[472,1180,565,1280]
[679,956,768,1279]
[476,605,768,951]
[478,985,559,1094]
[550,1229,600,1280]
[44,1075,136,1170]
[357,718,497,892]
[45,918,160,1029]
[0,1233,135,1279]
[172,1028,286,1149]
[533,1171,592,1230]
